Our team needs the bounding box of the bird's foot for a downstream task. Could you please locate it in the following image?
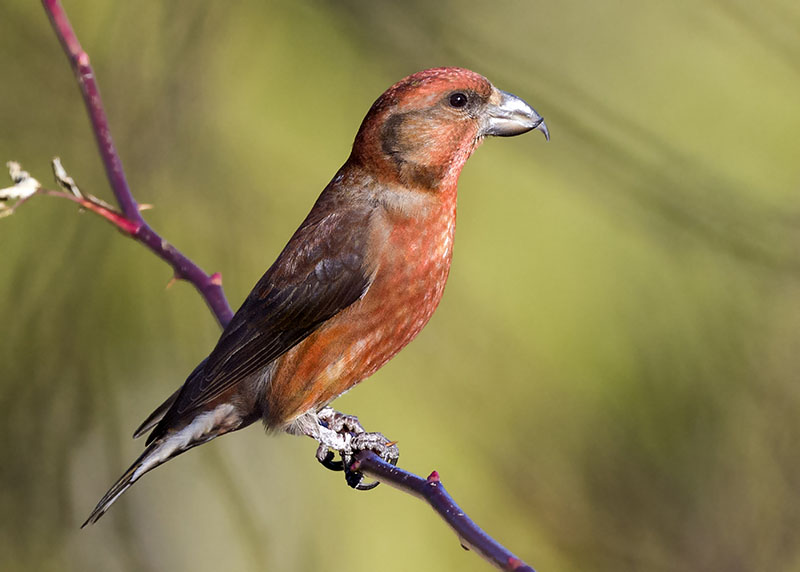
[317,406,366,438]
[310,406,399,490]
[343,432,399,490]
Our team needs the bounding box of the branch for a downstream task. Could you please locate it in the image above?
[1,159,141,232]
[23,1,538,570]
[40,0,233,327]
[353,451,536,572]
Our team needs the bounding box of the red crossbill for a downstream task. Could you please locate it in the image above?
[84,67,548,525]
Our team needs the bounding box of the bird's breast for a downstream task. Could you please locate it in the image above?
[265,197,457,427]
[370,199,456,345]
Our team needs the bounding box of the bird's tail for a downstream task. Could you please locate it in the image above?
[82,437,185,527]
[83,402,239,526]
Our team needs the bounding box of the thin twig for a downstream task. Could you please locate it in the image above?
[41,187,141,232]
[41,0,233,327]
[35,1,537,569]
[352,451,537,572]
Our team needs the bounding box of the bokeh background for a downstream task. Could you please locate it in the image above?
[2,1,800,571]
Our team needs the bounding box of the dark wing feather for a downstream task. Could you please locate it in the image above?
[147,194,374,444]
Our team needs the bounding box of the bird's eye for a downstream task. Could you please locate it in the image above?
[449,92,468,108]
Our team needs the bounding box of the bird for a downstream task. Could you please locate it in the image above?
[83,67,548,525]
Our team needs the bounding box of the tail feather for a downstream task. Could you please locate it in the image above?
[83,432,198,526]
[83,402,239,526]
[82,442,162,527]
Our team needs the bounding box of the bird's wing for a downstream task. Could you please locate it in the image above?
[147,199,374,444]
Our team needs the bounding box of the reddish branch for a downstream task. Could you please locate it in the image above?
[35,1,537,570]
[42,189,139,234]
[42,0,233,327]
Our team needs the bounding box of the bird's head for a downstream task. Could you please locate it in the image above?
[349,67,548,192]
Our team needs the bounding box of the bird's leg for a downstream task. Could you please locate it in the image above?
[289,407,353,466]
[314,406,364,471]
[292,406,400,490]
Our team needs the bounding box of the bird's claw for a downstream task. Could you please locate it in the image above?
[311,407,399,490]
[315,446,343,471]
[343,432,399,490]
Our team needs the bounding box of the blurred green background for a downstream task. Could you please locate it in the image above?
[2,1,800,570]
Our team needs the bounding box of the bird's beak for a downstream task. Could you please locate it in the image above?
[483,89,549,141]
